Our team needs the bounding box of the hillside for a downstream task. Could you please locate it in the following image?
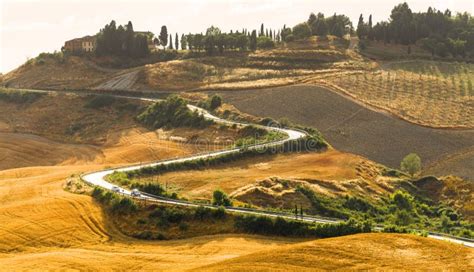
[219,85,474,181]
[1,36,364,92]
[197,233,473,271]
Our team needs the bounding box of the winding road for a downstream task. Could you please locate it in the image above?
[8,89,473,248]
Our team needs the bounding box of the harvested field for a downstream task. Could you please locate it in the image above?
[219,85,474,181]
[198,233,474,271]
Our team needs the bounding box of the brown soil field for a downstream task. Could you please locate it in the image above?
[218,85,474,181]
[198,233,474,271]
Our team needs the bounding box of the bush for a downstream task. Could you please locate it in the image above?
[209,95,222,110]
[400,153,421,177]
[108,171,130,185]
[194,206,213,220]
[0,89,44,104]
[257,36,275,49]
[234,215,371,238]
[391,190,413,210]
[212,190,232,206]
[137,95,212,129]
[111,197,137,214]
[131,182,165,196]
[213,206,227,219]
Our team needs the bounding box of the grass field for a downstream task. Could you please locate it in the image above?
[323,61,474,128]
[219,85,474,181]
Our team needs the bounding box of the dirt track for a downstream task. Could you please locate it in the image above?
[219,85,474,180]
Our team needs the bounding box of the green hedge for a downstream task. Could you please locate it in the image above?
[235,214,371,238]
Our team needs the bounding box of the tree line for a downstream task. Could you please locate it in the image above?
[96,20,151,57]
[357,2,474,57]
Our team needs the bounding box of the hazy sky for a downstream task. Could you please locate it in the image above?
[1,0,473,73]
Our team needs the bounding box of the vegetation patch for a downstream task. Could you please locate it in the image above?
[123,131,327,178]
[137,95,213,129]
[0,88,44,104]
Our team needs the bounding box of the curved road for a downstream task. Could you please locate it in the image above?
[9,89,473,248]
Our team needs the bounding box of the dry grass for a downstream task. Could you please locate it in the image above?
[197,233,474,271]
[130,149,396,204]
[2,55,112,89]
[322,61,474,128]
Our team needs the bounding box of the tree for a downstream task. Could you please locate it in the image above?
[175,33,179,50]
[292,22,312,40]
[400,153,421,177]
[159,25,168,49]
[257,36,275,49]
[281,26,292,42]
[357,14,366,39]
[180,34,187,50]
[212,189,232,206]
[169,34,173,49]
[311,18,329,37]
[250,30,257,51]
[260,23,265,36]
[368,14,374,40]
[209,95,222,110]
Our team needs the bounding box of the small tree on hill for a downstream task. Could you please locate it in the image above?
[175,33,179,50]
[180,34,187,50]
[159,25,168,49]
[250,30,257,51]
[212,189,232,206]
[209,95,222,110]
[169,34,173,49]
[400,153,421,177]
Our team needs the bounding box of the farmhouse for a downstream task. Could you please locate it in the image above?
[63,35,96,53]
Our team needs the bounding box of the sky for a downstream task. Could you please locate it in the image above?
[1,0,473,73]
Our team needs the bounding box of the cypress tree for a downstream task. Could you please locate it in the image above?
[175,33,179,50]
[250,30,257,51]
[169,34,173,49]
[159,25,168,49]
[260,23,264,36]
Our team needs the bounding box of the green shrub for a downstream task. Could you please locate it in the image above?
[234,215,371,238]
[131,182,165,196]
[213,206,227,219]
[194,206,213,220]
[137,95,212,129]
[212,190,232,206]
[108,171,130,185]
[209,95,222,110]
[391,190,413,210]
[257,36,275,49]
[400,153,421,177]
[0,89,44,104]
[111,197,137,214]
